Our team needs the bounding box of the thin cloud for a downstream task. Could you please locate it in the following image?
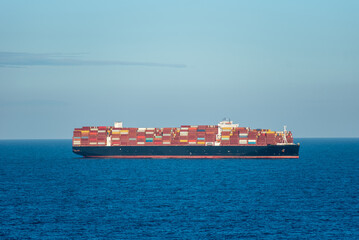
[0,99,68,107]
[0,51,186,68]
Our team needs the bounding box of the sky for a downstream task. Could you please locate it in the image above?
[0,0,358,139]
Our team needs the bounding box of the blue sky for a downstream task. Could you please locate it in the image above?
[0,0,358,139]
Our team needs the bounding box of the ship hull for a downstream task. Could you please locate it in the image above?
[73,144,300,159]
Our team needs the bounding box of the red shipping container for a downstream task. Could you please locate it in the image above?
[73,132,81,137]
[221,132,231,136]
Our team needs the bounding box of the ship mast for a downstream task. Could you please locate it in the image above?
[283,125,288,144]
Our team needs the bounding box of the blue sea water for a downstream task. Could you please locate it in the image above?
[0,139,358,239]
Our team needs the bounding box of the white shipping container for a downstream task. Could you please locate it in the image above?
[163,142,171,144]
[248,140,256,144]
[112,138,120,140]
[181,127,188,130]
[147,128,155,130]
[239,140,248,144]
[163,134,171,136]
[98,142,106,145]
[120,132,128,135]
[222,129,232,132]
[137,142,145,144]
[90,142,97,145]
[180,132,188,136]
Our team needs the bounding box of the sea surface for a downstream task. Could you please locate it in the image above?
[0,138,358,239]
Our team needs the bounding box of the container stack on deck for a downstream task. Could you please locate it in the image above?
[73,124,294,147]
[239,128,248,145]
[205,126,217,145]
[248,130,257,145]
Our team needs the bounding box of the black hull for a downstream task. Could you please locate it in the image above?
[73,144,300,159]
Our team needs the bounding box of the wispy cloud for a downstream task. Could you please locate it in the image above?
[0,51,186,68]
[0,99,68,107]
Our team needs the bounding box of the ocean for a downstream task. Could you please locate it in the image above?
[0,138,358,239]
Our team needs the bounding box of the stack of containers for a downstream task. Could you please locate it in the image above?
[74,124,291,147]
[188,126,197,145]
[179,126,189,145]
[239,128,248,145]
[128,128,137,145]
[266,131,276,145]
[221,127,231,145]
[137,128,146,145]
[230,127,240,145]
[89,127,98,145]
[205,127,217,145]
[197,125,206,145]
[111,128,121,146]
[81,127,90,146]
[247,129,257,145]
[154,128,163,145]
[119,129,129,146]
[154,135,162,145]
[162,128,172,145]
[145,128,154,145]
[72,128,82,146]
[257,132,267,145]
[275,133,283,144]
[172,128,180,145]
[286,131,294,143]
[97,126,107,145]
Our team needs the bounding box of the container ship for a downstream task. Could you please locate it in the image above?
[72,120,300,159]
